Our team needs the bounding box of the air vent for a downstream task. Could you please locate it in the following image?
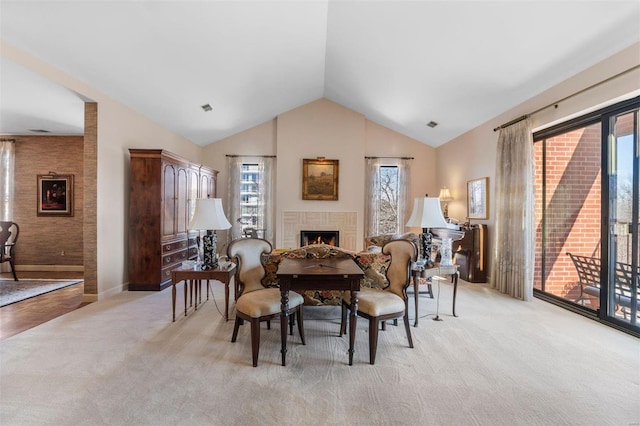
[426,121,438,128]
[201,104,212,112]
[29,129,51,133]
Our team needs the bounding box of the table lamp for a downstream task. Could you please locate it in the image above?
[188,198,232,269]
[438,187,453,219]
[405,196,449,267]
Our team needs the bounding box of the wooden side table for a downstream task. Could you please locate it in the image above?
[170,264,236,322]
[411,264,459,326]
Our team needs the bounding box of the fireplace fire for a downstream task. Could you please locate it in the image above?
[300,230,339,247]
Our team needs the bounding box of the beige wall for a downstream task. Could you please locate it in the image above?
[2,40,204,299]
[435,42,640,280]
[3,36,637,297]
[203,98,437,251]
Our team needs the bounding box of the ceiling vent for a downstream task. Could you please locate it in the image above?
[426,121,438,128]
[201,104,213,112]
[29,129,51,133]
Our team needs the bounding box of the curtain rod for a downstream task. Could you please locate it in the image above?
[493,64,640,132]
[365,156,414,160]
[225,154,276,158]
[0,138,16,142]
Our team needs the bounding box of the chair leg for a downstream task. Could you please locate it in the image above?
[10,260,17,281]
[296,309,306,345]
[250,318,261,367]
[289,313,294,336]
[403,312,414,348]
[369,318,379,365]
[339,302,347,336]
[231,317,241,342]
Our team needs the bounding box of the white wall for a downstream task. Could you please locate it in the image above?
[435,42,640,280]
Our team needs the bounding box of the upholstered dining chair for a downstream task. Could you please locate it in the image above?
[0,221,19,281]
[227,238,305,367]
[340,239,417,364]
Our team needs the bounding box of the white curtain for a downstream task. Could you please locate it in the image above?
[364,157,411,237]
[0,139,15,221]
[226,156,275,245]
[491,119,535,301]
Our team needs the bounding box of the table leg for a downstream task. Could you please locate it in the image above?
[194,279,199,311]
[413,274,419,327]
[452,272,459,317]
[172,281,177,322]
[184,280,188,317]
[206,280,210,301]
[224,280,230,321]
[280,288,289,366]
[348,289,358,366]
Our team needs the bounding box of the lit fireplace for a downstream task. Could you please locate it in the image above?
[300,230,339,247]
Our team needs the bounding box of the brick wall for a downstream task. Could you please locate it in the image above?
[11,135,84,267]
[534,112,635,299]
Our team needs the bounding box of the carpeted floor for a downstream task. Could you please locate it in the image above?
[0,280,638,425]
[0,279,83,307]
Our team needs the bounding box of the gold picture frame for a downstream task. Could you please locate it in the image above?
[467,177,488,220]
[37,174,74,216]
[302,158,339,200]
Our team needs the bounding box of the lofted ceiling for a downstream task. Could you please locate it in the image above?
[1,1,639,148]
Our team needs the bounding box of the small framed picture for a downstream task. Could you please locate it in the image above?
[302,158,339,200]
[37,174,74,216]
[467,177,488,220]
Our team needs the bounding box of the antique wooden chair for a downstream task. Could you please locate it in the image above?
[227,238,305,367]
[0,221,19,281]
[340,239,417,364]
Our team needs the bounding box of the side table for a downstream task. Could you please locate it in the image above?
[170,264,236,322]
[411,264,459,326]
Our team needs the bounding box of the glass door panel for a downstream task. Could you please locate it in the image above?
[534,123,602,311]
[607,111,639,325]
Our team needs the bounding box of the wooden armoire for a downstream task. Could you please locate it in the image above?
[128,149,218,291]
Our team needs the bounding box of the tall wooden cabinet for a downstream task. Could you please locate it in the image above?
[128,149,218,291]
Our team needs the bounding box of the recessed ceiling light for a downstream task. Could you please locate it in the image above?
[426,121,438,128]
[29,129,51,133]
[201,104,213,112]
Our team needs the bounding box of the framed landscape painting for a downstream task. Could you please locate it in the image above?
[37,174,74,216]
[467,177,488,220]
[302,158,339,200]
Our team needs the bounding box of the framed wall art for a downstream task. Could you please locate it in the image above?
[302,158,339,200]
[467,177,488,220]
[37,174,74,216]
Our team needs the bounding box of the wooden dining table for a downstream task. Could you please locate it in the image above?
[276,257,364,366]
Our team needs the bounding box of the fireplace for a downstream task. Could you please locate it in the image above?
[300,230,339,247]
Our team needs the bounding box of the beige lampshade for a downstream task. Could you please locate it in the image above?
[188,198,232,230]
[438,187,453,202]
[405,197,449,229]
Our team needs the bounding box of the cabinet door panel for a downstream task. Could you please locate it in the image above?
[163,164,176,237]
[176,167,189,234]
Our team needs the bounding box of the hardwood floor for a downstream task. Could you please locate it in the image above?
[0,271,89,340]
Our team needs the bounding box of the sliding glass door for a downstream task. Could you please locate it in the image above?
[534,97,639,335]
[606,110,639,326]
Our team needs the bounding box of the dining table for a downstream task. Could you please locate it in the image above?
[276,257,365,366]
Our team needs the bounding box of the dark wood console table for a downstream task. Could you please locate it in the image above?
[170,264,236,322]
[277,257,364,366]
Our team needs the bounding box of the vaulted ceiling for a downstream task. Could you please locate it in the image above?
[1,1,639,147]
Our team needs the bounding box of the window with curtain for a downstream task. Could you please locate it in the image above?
[227,156,275,245]
[364,157,411,237]
[0,139,15,221]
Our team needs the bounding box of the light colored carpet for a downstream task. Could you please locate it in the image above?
[0,280,638,425]
[0,279,83,307]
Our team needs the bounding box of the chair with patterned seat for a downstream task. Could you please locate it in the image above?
[0,221,19,281]
[228,238,305,367]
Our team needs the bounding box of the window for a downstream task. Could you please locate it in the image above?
[364,158,411,238]
[227,156,275,243]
